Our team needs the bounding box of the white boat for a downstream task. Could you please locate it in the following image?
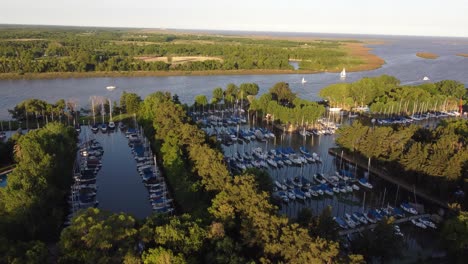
[106,85,116,91]
[301,77,307,84]
[108,121,116,130]
[340,68,346,79]
[419,217,436,229]
[358,178,373,189]
[400,203,418,215]
[329,107,342,112]
[423,76,430,81]
[411,219,427,229]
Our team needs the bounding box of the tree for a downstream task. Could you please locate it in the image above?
[239,83,259,96]
[142,247,186,264]
[442,211,468,262]
[309,206,338,241]
[58,208,138,264]
[212,87,224,104]
[269,82,296,105]
[194,95,208,107]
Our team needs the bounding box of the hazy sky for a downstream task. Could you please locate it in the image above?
[2,0,467,37]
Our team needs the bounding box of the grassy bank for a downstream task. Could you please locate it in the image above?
[416,52,439,59]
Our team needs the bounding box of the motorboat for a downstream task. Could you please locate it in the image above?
[423,76,430,81]
[106,85,116,91]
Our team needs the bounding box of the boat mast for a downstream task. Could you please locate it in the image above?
[92,99,96,125]
[108,99,113,122]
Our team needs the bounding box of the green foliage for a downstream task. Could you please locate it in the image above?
[194,94,208,107]
[0,238,48,264]
[153,214,206,256]
[0,122,76,240]
[336,120,468,199]
[0,26,370,75]
[239,83,259,96]
[309,206,339,241]
[249,83,324,126]
[212,87,224,103]
[120,91,142,114]
[142,247,186,264]
[269,82,296,104]
[442,210,468,261]
[58,208,139,264]
[319,75,464,113]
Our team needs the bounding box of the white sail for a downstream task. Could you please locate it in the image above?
[340,68,346,79]
[301,77,307,84]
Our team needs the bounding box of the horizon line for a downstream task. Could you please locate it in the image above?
[1,23,467,39]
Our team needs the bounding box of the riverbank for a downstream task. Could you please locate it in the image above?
[416,52,439,59]
[457,53,468,58]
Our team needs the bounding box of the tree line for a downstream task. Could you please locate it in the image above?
[336,119,468,202]
[319,75,466,113]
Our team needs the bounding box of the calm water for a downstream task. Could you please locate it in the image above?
[0,35,467,119]
[78,126,153,219]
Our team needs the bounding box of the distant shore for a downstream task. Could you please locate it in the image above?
[457,53,468,58]
[0,41,384,80]
[416,52,439,59]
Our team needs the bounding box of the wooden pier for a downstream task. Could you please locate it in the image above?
[328,148,448,209]
[338,214,431,236]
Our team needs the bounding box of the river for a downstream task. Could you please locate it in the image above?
[0,35,467,119]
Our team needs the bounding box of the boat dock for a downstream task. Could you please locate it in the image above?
[338,214,431,236]
[328,148,448,209]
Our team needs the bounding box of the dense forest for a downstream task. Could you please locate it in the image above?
[319,75,466,113]
[0,26,365,76]
[336,120,468,203]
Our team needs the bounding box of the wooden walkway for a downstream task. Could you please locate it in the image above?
[338,214,430,236]
[328,148,448,209]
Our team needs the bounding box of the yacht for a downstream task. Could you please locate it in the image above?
[108,121,116,130]
[106,85,116,91]
[301,77,307,84]
[423,76,430,81]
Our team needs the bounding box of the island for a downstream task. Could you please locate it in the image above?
[0,25,384,80]
[416,52,439,59]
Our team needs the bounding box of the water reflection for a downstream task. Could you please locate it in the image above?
[78,126,153,219]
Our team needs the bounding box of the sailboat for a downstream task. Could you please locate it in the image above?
[301,77,307,84]
[423,76,430,81]
[108,99,115,130]
[340,68,346,79]
[91,99,99,133]
[100,102,107,133]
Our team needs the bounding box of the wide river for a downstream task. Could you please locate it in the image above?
[0,34,467,119]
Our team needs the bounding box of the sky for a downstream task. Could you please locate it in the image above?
[1,0,467,37]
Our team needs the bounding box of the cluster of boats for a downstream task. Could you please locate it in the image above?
[272,170,375,203]
[334,203,436,232]
[127,129,174,214]
[376,111,460,125]
[205,126,275,146]
[226,146,322,172]
[65,139,102,225]
[196,114,247,128]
